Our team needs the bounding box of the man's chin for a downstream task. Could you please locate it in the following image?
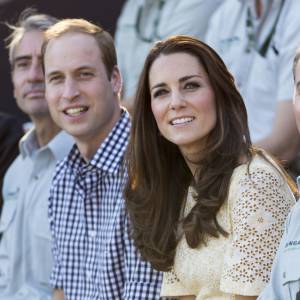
[28,109,51,119]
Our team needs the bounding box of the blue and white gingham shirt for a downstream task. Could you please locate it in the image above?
[48,111,162,299]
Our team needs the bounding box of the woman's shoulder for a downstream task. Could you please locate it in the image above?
[231,154,286,187]
[227,153,295,209]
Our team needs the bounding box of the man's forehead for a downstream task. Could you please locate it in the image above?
[13,30,44,58]
[46,31,98,48]
[44,33,103,69]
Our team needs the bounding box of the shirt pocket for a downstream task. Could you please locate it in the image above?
[0,197,17,233]
[30,199,53,287]
[31,195,52,240]
[0,198,17,288]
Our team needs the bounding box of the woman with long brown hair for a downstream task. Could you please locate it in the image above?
[125,35,296,299]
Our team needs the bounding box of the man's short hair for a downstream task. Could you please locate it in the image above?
[42,18,117,78]
[6,8,58,67]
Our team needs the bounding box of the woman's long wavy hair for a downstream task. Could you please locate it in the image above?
[124,35,294,271]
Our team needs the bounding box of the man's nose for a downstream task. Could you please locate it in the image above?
[27,61,44,82]
[62,78,80,101]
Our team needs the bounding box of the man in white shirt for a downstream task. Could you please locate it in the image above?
[206,0,300,163]
[0,10,73,300]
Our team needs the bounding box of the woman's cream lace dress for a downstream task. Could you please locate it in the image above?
[161,156,295,299]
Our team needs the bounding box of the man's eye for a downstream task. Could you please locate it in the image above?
[153,89,168,98]
[14,61,30,70]
[48,75,62,83]
[79,72,93,79]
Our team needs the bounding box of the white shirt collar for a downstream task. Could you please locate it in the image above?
[20,128,74,161]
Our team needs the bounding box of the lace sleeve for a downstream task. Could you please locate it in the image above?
[220,164,295,295]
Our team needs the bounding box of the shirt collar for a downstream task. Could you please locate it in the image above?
[66,109,131,175]
[19,128,39,158]
[48,130,75,161]
[20,128,74,161]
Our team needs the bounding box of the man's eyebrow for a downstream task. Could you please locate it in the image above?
[46,65,97,78]
[76,65,96,71]
[46,70,61,79]
[14,55,31,61]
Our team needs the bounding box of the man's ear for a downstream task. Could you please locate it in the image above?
[110,65,122,95]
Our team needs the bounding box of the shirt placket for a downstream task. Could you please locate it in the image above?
[83,168,99,299]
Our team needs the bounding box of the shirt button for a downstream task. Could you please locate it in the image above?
[283,272,286,278]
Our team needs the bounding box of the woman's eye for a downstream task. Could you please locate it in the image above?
[153,89,168,98]
[185,82,200,89]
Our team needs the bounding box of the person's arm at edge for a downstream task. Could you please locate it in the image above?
[255,100,300,163]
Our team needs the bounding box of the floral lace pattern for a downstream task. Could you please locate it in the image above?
[161,156,295,299]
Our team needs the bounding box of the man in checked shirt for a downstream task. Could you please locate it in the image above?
[42,19,162,299]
